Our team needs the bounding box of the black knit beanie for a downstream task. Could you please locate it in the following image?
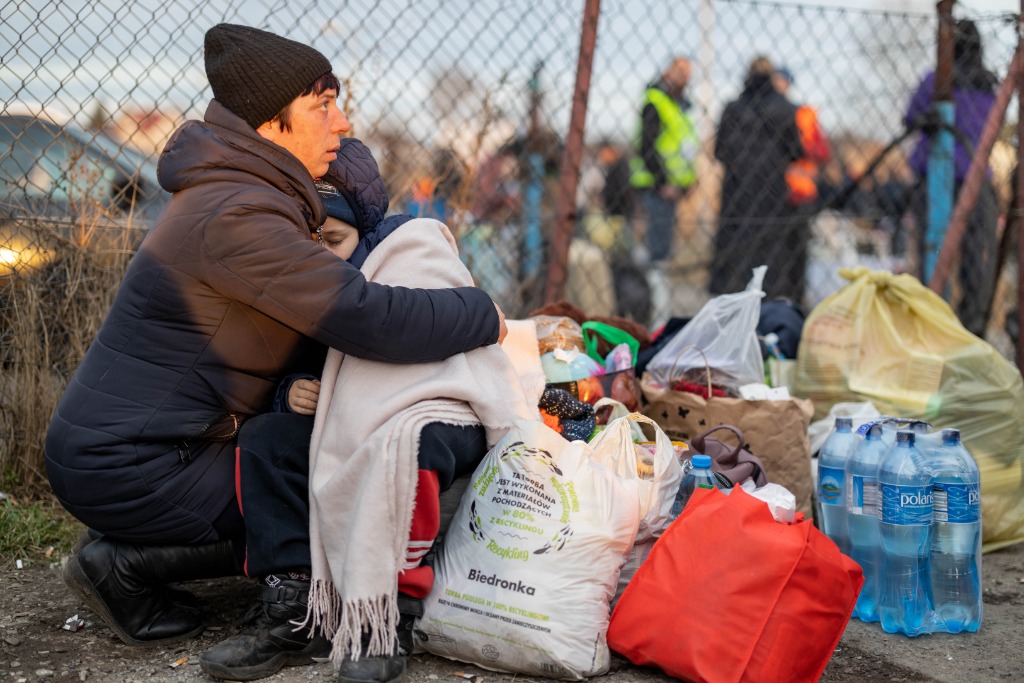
[204,23,333,130]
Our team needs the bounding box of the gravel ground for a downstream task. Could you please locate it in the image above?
[1,541,1021,683]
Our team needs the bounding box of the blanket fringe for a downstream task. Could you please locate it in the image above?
[329,593,399,665]
[300,578,341,639]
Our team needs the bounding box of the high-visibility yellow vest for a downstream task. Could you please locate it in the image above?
[630,87,699,189]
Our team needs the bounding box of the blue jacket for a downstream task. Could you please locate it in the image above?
[45,103,498,542]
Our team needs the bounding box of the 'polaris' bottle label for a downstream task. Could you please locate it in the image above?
[880,483,933,525]
[932,482,981,524]
[848,475,878,516]
[818,465,845,506]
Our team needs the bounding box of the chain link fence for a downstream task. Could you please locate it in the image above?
[0,0,1020,489]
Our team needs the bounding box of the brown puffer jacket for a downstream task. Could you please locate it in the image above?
[44,101,498,543]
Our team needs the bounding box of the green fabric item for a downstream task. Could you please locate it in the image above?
[582,321,639,366]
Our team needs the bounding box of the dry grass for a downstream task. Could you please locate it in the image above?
[0,197,138,498]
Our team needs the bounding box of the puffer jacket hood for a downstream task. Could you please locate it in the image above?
[159,99,326,231]
[318,138,389,236]
[317,138,418,269]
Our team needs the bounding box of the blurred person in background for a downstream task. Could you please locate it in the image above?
[461,143,523,310]
[712,55,803,300]
[470,143,522,226]
[598,139,637,227]
[904,17,999,336]
[772,66,831,213]
[774,65,832,308]
[567,140,651,323]
[407,146,467,225]
[45,22,506,682]
[629,56,699,323]
[598,139,652,323]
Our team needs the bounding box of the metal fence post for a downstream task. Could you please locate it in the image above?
[544,0,601,305]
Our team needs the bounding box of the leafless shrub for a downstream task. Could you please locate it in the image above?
[0,167,138,497]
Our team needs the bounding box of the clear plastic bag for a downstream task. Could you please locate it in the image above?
[531,315,585,354]
[646,266,766,388]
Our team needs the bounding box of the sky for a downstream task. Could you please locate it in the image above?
[2,0,1022,163]
[813,0,1017,12]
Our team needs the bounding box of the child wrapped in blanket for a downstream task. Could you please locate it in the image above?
[213,137,539,683]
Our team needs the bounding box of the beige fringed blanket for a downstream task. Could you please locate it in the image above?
[304,219,539,663]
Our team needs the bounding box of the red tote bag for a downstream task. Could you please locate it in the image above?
[607,486,863,683]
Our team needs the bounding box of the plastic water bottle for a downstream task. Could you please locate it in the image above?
[846,423,886,622]
[818,417,857,555]
[877,430,934,636]
[670,454,719,518]
[679,457,693,478]
[928,429,982,633]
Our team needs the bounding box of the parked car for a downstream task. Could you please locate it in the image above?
[0,114,170,274]
[0,114,169,217]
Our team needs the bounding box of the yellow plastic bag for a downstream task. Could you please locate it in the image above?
[795,267,1024,551]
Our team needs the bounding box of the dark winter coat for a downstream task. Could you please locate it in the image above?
[44,101,499,543]
[712,74,803,298]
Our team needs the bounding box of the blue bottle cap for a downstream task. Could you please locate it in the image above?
[834,417,853,430]
[896,430,915,445]
[865,424,882,440]
[691,454,712,468]
[942,428,961,444]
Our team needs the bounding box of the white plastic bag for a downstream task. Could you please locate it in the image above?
[588,409,681,543]
[591,397,645,443]
[739,480,798,523]
[416,420,641,679]
[588,409,682,605]
[646,266,766,388]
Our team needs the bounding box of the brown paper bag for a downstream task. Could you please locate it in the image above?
[641,374,815,515]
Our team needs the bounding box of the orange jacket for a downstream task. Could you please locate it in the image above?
[786,105,831,205]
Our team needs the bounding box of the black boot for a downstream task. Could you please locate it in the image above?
[199,578,330,681]
[70,528,102,555]
[335,594,422,683]
[68,530,200,608]
[63,537,239,646]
